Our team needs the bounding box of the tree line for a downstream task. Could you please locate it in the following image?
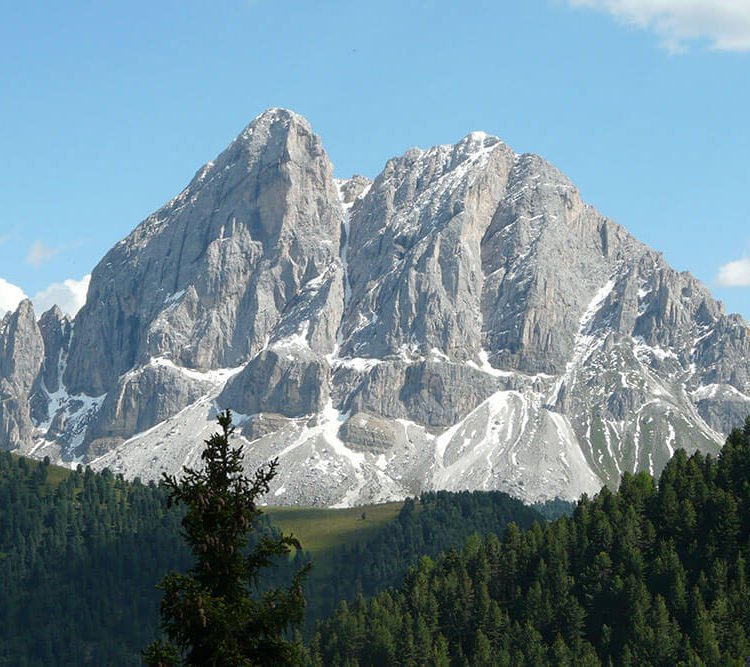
[312,420,750,665]
[0,444,543,664]
[5,415,750,664]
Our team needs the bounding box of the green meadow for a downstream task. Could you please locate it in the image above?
[266,501,404,578]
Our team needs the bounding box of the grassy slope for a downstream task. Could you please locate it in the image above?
[266,502,404,579]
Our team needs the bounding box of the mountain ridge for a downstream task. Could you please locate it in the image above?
[1,108,749,505]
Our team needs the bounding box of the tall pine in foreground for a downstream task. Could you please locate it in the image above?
[144,410,308,667]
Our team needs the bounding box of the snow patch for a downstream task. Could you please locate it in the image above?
[666,422,676,458]
[148,357,245,385]
[271,321,310,353]
[467,349,514,377]
[692,383,750,402]
[164,289,186,305]
[633,337,677,361]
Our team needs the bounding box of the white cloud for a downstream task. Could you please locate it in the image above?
[33,275,91,317]
[26,240,63,268]
[717,258,750,287]
[566,0,750,52]
[0,278,28,317]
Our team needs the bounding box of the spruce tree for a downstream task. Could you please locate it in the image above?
[144,410,308,666]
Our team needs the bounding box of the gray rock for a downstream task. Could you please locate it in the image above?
[86,362,213,455]
[29,306,72,424]
[339,412,400,452]
[240,413,295,441]
[694,385,750,435]
[220,347,330,419]
[343,133,514,362]
[64,108,343,395]
[348,360,501,428]
[0,301,44,450]
[337,175,372,204]
[38,306,71,394]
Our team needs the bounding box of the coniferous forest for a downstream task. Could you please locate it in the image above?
[307,490,544,627]
[311,420,750,666]
[2,420,750,664]
[0,458,194,666]
[0,453,540,665]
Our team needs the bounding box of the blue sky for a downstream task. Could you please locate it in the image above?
[1,0,749,319]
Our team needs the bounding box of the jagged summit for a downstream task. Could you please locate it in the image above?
[239,107,312,135]
[2,110,749,506]
[63,107,340,397]
[225,107,319,168]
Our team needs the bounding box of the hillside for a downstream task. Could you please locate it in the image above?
[0,454,189,666]
[313,419,750,665]
[0,452,541,665]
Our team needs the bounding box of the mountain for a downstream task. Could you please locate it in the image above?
[2,108,749,505]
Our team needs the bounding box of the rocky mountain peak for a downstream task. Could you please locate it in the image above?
[235,107,314,143]
[63,108,342,397]
[4,110,750,508]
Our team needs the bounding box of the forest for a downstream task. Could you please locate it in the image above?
[0,453,541,665]
[3,420,750,664]
[0,457,190,665]
[312,420,750,665]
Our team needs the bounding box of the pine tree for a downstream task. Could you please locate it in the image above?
[143,410,308,666]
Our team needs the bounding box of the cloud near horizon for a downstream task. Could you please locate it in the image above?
[0,278,27,317]
[717,258,750,287]
[33,275,91,317]
[0,275,90,318]
[566,0,750,52]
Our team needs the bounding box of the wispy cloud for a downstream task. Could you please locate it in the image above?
[26,240,63,268]
[33,274,91,317]
[566,1,750,52]
[717,257,750,287]
[0,235,10,247]
[0,278,27,317]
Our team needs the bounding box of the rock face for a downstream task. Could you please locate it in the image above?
[2,108,749,506]
[0,301,45,448]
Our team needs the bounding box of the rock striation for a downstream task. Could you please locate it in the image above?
[0,301,45,448]
[2,109,749,506]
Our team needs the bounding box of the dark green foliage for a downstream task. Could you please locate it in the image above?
[0,452,190,666]
[144,410,308,666]
[0,451,539,664]
[306,489,542,627]
[312,417,750,665]
[533,498,576,521]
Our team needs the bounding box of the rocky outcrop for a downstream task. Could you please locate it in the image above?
[220,346,330,419]
[347,361,502,428]
[342,133,515,362]
[29,307,72,424]
[86,361,213,455]
[0,301,44,449]
[37,306,71,394]
[339,412,402,453]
